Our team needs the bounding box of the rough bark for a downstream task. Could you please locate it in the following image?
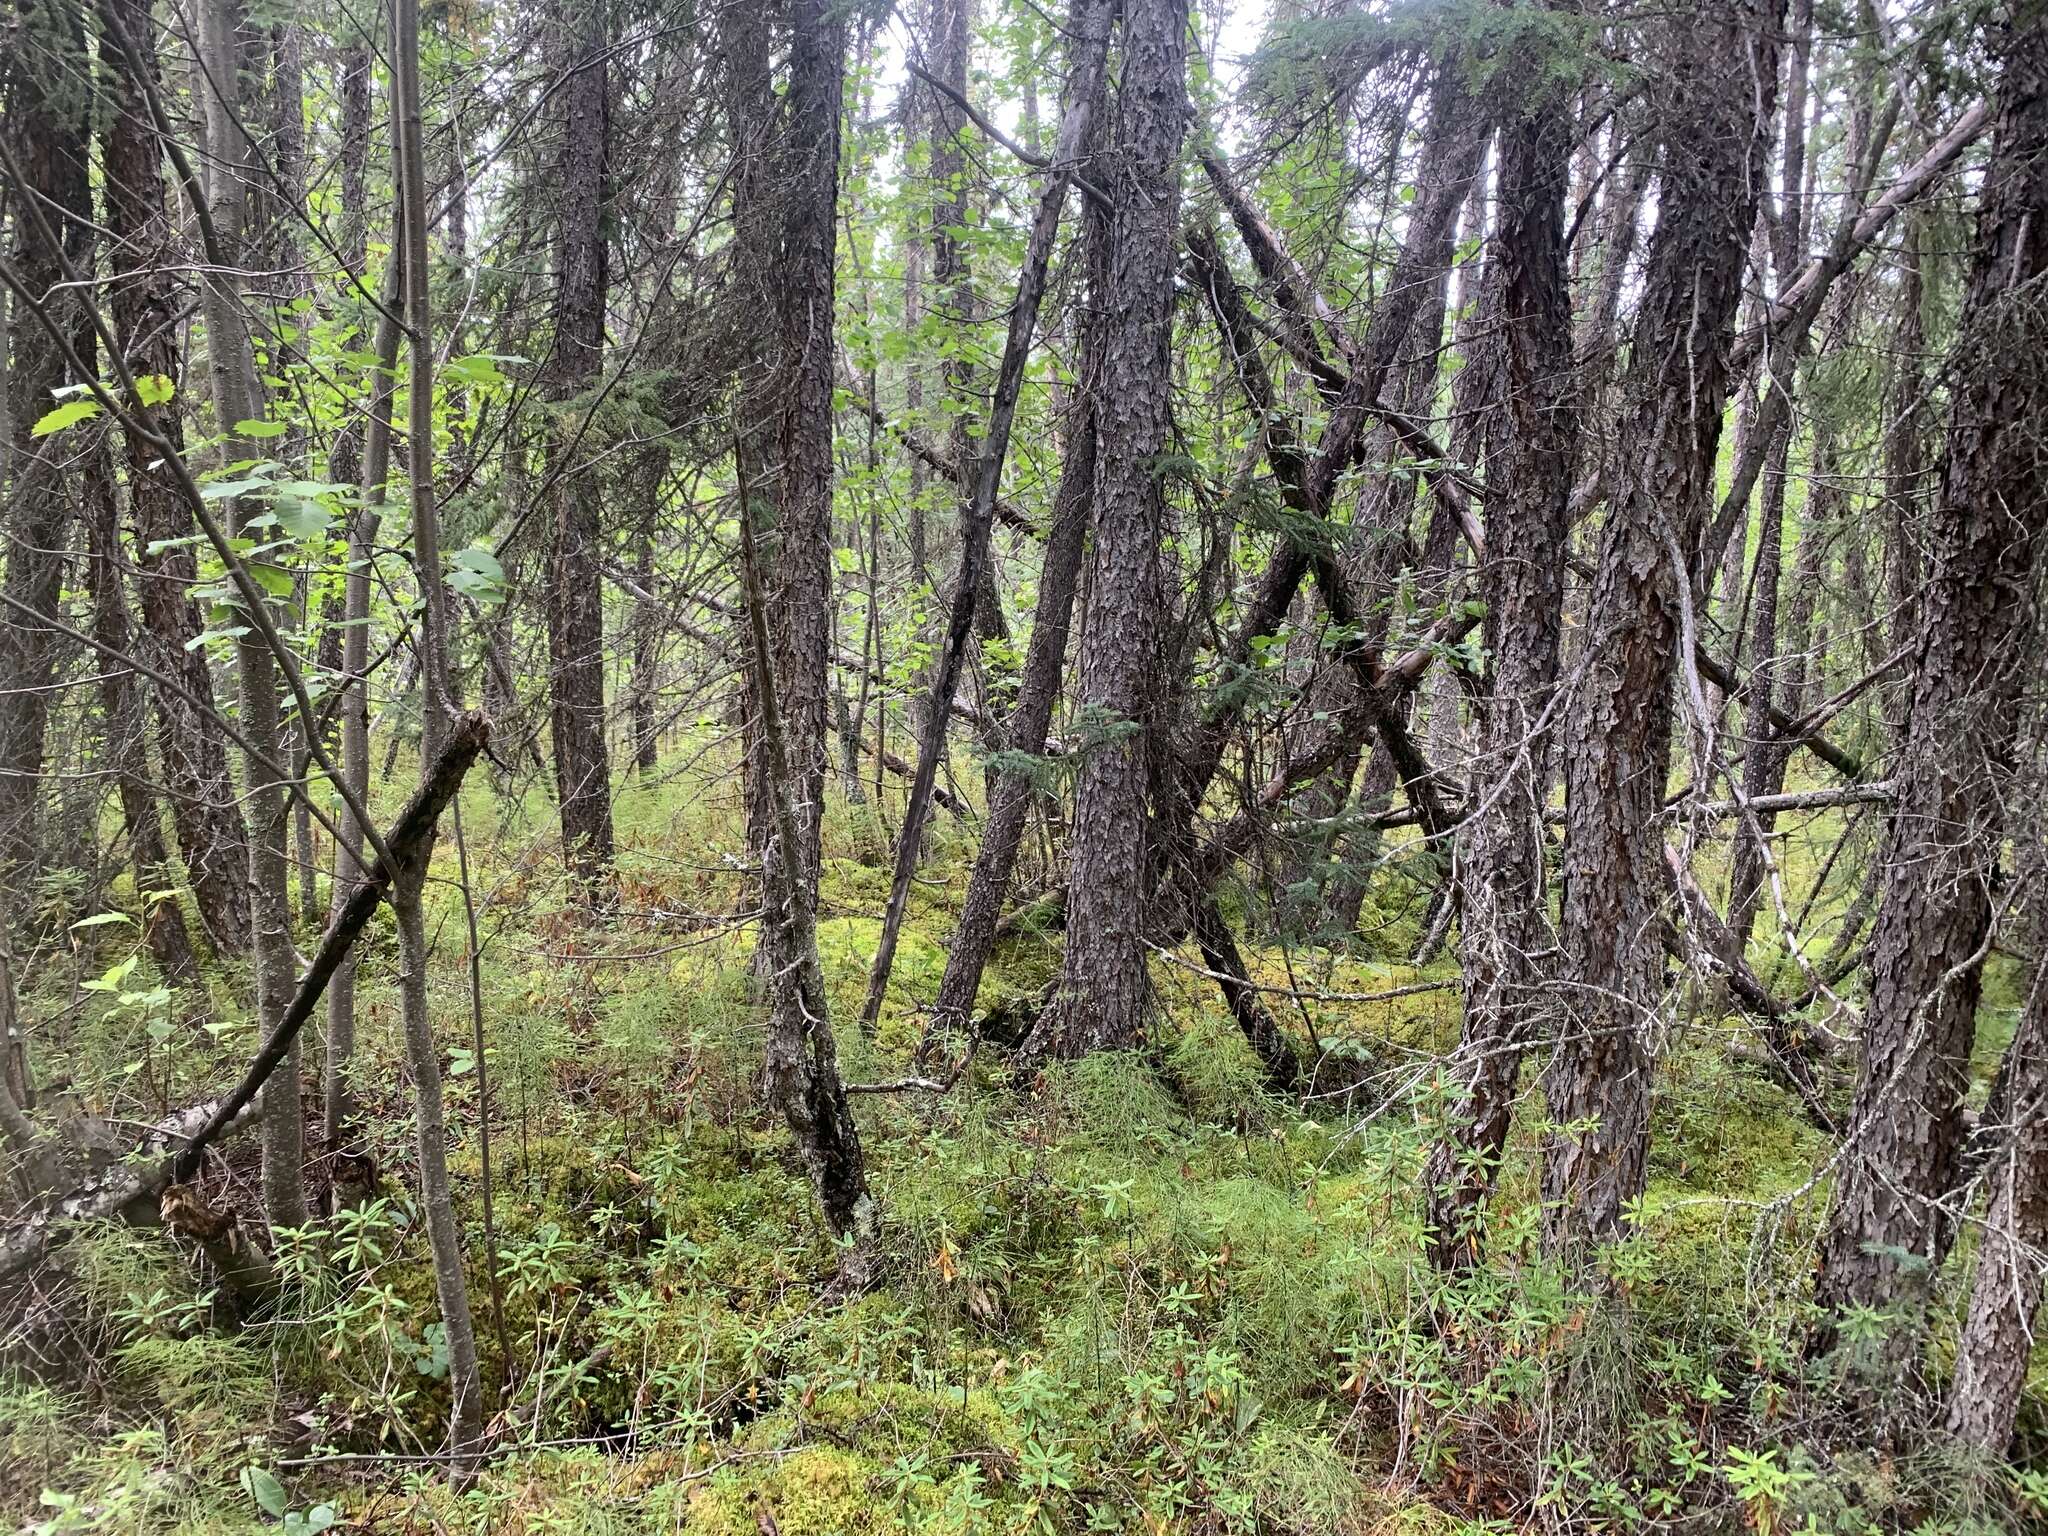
[929,405,1096,1034]
[96,0,254,959]
[862,0,1111,1033]
[1543,0,1781,1260]
[1813,15,2048,1359]
[739,447,875,1293]
[1943,718,2048,1457]
[1033,0,1188,1058]
[1425,82,1578,1268]
[543,0,617,892]
[83,447,199,984]
[0,0,93,882]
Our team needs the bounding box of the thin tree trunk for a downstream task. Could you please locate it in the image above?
[195,0,309,1233]
[861,0,1111,1033]
[83,448,198,984]
[929,405,1096,1034]
[630,455,662,773]
[320,28,389,1145]
[388,0,483,1469]
[0,0,93,884]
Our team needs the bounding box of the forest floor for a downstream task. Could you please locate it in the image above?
[0,748,2035,1534]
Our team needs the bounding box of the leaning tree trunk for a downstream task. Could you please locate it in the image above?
[1033,0,1188,1059]
[859,0,1112,1034]
[1543,0,1781,1262]
[542,0,617,893]
[928,406,1096,1036]
[97,0,254,959]
[1424,78,1578,1269]
[1812,15,2048,1371]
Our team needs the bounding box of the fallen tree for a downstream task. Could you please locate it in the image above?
[0,712,491,1284]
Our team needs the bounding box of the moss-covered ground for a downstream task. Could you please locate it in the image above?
[2,750,2040,1534]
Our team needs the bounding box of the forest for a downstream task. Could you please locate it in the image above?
[0,0,2044,1528]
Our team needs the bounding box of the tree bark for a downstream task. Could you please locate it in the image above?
[1943,712,2048,1457]
[1812,14,2048,1366]
[96,0,254,959]
[195,0,309,1233]
[1543,0,1781,1261]
[320,25,394,1143]
[0,0,93,883]
[83,447,199,984]
[861,0,1111,1034]
[390,0,483,1470]
[1424,77,1578,1269]
[543,0,617,892]
[739,444,875,1292]
[1032,0,1188,1059]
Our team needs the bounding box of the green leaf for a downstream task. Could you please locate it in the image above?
[241,1465,289,1519]
[201,476,276,501]
[250,562,296,600]
[269,495,333,540]
[446,546,506,606]
[186,625,251,651]
[31,398,101,437]
[133,373,176,407]
[444,353,522,390]
[233,418,290,439]
[70,912,137,930]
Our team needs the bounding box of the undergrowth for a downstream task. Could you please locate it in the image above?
[2,754,2042,1534]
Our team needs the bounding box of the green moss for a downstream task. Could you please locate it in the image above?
[679,1446,887,1536]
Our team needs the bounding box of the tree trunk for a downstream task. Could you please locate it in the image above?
[929,406,1096,1034]
[97,0,254,959]
[543,0,617,893]
[83,448,198,984]
[743,0,844,964]
[0,0,93,884]
[1543,0,1781,1261]
[1812,16,2048,1367]
[1424,82,1578,1269]
[860,0,1112,1034]
[1943,708,2048,1457]
[320,27,389,1144]
[386,0,484,1468]
[1032,0,1188,1059]
[195,0,308,1233]
[630,455,663,773]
